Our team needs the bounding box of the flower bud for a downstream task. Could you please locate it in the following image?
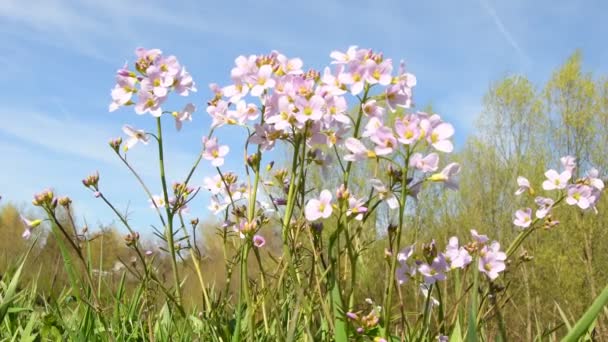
[311,222,323,234]
[109,137,123,152]
[266,161,275,171]
[82,171,100,189]
[247,152,261,172]
[273,198,287,206]
[190,218,200,227]
[124,232,140,247]
[58,196,72,207]
[336,184,349,201]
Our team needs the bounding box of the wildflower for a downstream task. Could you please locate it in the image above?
[584,168,604,191]
[370,179,399,209]
[20,215,42,240]
[305,190,333,221]
[478,242,506,280]
[362,99,385,118]
[202,137,230,167]
[395,119,420,145]
[534,196,554,218]
[253,235,266,248]
[542,169,571,190]
[369,127,397,156]
[173,103,196,131]
[515,176,532,196]
[251,64,275,97]
[445,237,472,269]
[134,90,165,117]
[122,125,149,151]
[560,155,577,174]
[347,197,368,221]
[149,195,166,208]
[566,184,595,210]
[513,208,533,228]
[410,153,439,173]
[344,138,375,161]
[470,229,489,244]
[426,122,454,153]
[418,254,448,285]
[396,245,416,285]
[295,95,325,123]
[428,163,461,189]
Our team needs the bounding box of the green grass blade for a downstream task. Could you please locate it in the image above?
[562,282,608,342]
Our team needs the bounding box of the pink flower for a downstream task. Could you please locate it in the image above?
[514,176,531,196]
[560,155,577,174]
[134,90,165,117]
[479,242,506,280]
[204,175,225,195]
[277,54,303,75]
[20,215,42,240]
[428,163,461,189]
[362,99,385,118]
[394,119,420,145]
[445,237,472,269]
[122,125,149,151]
[202,137,229,167]
[370,179,399,209]
[566,185,595,210]
[396,245,415,285]
[305,190,333,221]
[251,64,276,97]
[295,95,325,123]
[343,138,375,161]
[534,196,554,218]
[173,103,195,131]
[513,208,533,228]
[329,45,359,64]
[426,122,454,153]
[410,153,439,173]
[346,197,368,221]
[253,234,266,248]
[418,254,448,285]
[369,127,397,156]
[470,229,489,244]
[149,195,166,208]
[542,169,571,190]
[365,59,393,86]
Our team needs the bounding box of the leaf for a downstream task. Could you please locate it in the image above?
[450,317,463,342]
[562,283,608,342]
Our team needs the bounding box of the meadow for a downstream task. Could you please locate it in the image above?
[0,47,607,341]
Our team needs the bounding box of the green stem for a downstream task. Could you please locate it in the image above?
[156,117,182,305]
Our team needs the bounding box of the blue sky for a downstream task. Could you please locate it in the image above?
[1,0,607,233]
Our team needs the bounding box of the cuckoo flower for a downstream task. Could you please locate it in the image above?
[362,99,385,118]
[515,176,531,195]
[394,119,420,145]
[149,195,166,209]
[173,103,195,131]
[470,229,489,244]
[513,208,533,228]
[479,242,506,280]
[134,90,165,117]
[253,235,266,248]
[204,175,225,195]
[370,179,399,209]
[426,121,454,153]
[560,155,577,174]
[418,254,448,285]
[396,245,416,285]
[344,138,375,161]
[534,196,555,218]
[20,215,42,240]
[346,197,368,221]
[584,168,605,191]
[202,137,229,167]
[369,126,397,155]
[251,64,275,97]
[566,184,595,210]
[410,153,439,173]
[330,45,359,64]
[445,237,472,269]
[305,190,333,221]
[428,163,461,189]
[122,125,149,151]
[542,169,571,190]
[295,95,325,123]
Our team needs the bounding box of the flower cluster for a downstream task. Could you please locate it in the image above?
[513,156,604,229]
[109,48,196,116]
[396,230,507,285]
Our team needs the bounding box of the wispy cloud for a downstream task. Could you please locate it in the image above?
[478,0,530,65]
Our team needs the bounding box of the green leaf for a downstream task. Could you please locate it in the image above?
[562,282,608,342]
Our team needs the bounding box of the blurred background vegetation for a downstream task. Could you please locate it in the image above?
[2,51,607,340]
